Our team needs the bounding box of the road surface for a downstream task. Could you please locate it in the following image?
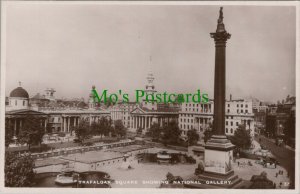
[256,135,295,188]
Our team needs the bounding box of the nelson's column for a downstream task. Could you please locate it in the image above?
[186,7,245,189]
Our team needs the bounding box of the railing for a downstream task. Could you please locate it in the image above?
[26,140,134,159]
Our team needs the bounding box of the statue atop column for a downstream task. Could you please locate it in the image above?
[211,7,231,40]
[218,7,223,24]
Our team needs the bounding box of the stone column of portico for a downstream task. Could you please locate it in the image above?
[138,116,140,129]
[12,119,16,140]
[160,117,163,127]
[60,117,63,132]
[61,117,65,132]
[19,119,22,134]
[146,116,149,129]
[64,117,67,132]
[44,119,47,133]
[139,116,141,129]
[134,116,137,129]
[148,117,151,128]
[133,116,135,129]
[140,116,142,129]
[67,117,70,133]
[132,116,134,129]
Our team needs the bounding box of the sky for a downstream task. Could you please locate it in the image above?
[3,3,296,103]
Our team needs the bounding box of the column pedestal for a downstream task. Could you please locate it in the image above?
[185,135,243,188]
[204,135,235,175]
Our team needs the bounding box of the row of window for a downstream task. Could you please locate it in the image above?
[227,109,249,113]
[226,128,234,133]
[184,108,211,112]
[179,118,210,123]
[180,114,196,117]
[180,124,205,131]
[10,100,27,106]
[226,121,239,126]
[184,103,212,108]
[181,126,233,135]
[227,104,249,108]
[180,117,246,125]
[92,159,122,168]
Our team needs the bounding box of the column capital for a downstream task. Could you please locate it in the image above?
[210,31,231,44]
[210,7,231,43]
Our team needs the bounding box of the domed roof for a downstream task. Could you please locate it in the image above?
[10,87,29,98]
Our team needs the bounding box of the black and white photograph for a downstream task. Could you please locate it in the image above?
[0,1,299,193]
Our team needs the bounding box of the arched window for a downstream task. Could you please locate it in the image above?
[23,100,25,106]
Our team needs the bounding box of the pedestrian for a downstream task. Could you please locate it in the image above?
[237,161,240,166]
[279,182,282,188]
[273,183,276,188]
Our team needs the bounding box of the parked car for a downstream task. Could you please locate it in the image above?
[268,157,280,165]
[73,138,82,143]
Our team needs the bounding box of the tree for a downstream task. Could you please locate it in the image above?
[90,121,100,136]
[229,125,252,149]
[187,128,199,146]
[97,117,113,137]
[74,119,92,143]
[45,123,52,134]
[195,161,205,175]
[136,127,143,135]
[161,121,181,146]
[165,172,183,184]
[5,152,35,187]
[17,115,45,150]
[203,123,213,143]
[5,121,14,147]
[113,120,126,138]
[146,122,161,140]
[69,124,76,136]
[286,95,290,102]
[284,115,295,145]
[250,171,274,189]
